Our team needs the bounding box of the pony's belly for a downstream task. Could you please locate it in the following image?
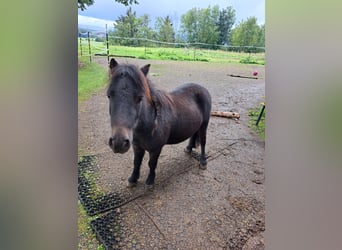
[166,125,201,144]
[166,135,190,145]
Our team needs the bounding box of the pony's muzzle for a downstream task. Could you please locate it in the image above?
[109,135,130,153]
[109,127,132,153]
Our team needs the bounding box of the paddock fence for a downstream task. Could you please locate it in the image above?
[78,29,265,65]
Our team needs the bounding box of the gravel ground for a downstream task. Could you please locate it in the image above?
[78,57,265,250]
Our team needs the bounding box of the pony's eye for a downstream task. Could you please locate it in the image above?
[107,95,110,99]
[136,96,143,104]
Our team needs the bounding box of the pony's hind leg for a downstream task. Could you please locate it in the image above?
[185,132,198,153]
[199,122,209,169]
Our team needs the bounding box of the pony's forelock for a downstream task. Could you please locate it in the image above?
[109,64,152,104]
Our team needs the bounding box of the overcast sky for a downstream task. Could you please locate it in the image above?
[78,0,264,30]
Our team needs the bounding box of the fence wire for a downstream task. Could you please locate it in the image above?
[78,31,265,64]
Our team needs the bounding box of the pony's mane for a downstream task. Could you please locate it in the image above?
[149,83,174,109]
[147,80,174,131]
[109,63,153,104]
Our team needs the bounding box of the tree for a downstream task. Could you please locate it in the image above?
[180,8,199,43]
[257,24,265,47]
[115,7,138,37]
[155,16,175,43]
[110,7,153,46]
[197,6,220,46]
[78,0,138,11]
[217,6,236,45]
[138,14,155,40]
[180,6,221,46]
[231,17,261,48]
[78,0,94,11]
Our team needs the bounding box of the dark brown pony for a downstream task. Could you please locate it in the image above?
[107,58,212,186]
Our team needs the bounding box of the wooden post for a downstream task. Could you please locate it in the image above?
[106,24,109,64]
[210,111,240,119]
[87,32,92,62]
[79,37,83,56]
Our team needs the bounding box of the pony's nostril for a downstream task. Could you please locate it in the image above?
[109,137,114,147]
[123,139,130,148]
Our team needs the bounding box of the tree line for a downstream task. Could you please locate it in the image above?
[103,6,264,51]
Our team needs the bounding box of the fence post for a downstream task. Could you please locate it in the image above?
[256,103,265,126]
[87,32,92,62]
[79,37,83,56]
[106,24,109,64]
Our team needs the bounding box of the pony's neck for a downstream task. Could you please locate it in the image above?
[134,98,157,135]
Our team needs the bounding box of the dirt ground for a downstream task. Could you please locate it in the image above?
[78,57,265,249]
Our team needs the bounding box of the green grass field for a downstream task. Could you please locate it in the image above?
[78,57,108,104]
[78,39,265,65]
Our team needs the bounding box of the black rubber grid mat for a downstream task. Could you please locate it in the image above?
[78,155,149,216]
[78,155,119,216]
[78,150,223,249]
[78,155,154,249]
[89,204,167,250]
[90,210,122,250]
[77,151,210,217]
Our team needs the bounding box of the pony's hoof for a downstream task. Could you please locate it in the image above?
[145,184,154,190]
[184,147,192,154]
[145,174,155,186]
[127,181,137,188]
[145,179,155,186]
[199,163,207,170]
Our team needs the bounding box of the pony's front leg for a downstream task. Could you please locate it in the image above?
[146,148,162,186]
[128,145,145,187]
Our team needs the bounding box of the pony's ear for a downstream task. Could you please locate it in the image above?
[109,58,118,69]
[141,64,150,76]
